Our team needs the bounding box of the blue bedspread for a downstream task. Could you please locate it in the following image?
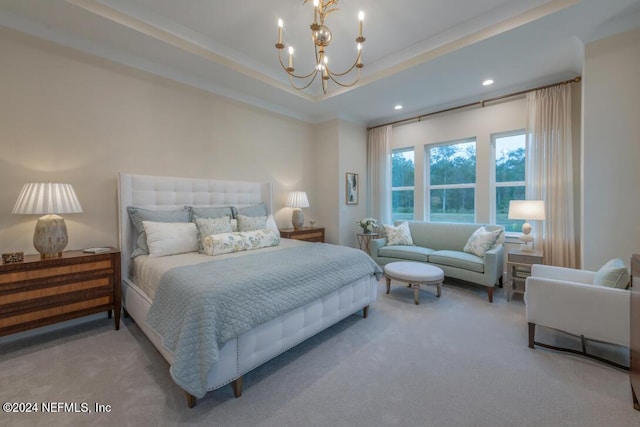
[145,243,382,398]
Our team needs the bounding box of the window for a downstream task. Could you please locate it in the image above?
[428,139,476,223]
[392,148,415,221]
[493,131,526,232]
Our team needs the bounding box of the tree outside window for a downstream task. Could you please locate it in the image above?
[428,140,476,223]
[494,132,526,232]
[392,149,414,221]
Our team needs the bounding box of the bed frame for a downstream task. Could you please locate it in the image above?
[117,173,378,407]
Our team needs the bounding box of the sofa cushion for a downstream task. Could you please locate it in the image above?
[379,245,433,262]
[428,250,485,273]
[593,258,630,289]
[383,221,414,246]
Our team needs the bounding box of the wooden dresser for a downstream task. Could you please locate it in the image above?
[0,249,121,337]
[279,227,325,243]
[631,254,639,411]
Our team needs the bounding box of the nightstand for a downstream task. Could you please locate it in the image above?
[506,248,543,301]
[279,227,325,243]
[0,248,121,337]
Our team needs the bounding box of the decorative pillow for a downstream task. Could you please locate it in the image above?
[463,226,503,258]
[194,216,233,253]
[189,206,234,220]
[142,221,198,257]
[203,229,280,256]
[236,203,267,218]
[237,214,268,232]
[383,222,414,246]
[127,207,191,257]
[593,258,630,289]
[230,218,239,232]
[266,214,280,237]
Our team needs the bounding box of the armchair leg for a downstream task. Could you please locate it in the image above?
[487,287,493,303]
[528,323,535,349]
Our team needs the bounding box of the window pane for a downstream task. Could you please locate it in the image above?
[496,186,526,232]
[392,150,415,187]
[430,141,476,185]
[429,188,475,223]
[392,190,414,221]
[495,134,525,182]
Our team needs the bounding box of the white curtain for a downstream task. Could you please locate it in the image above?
[367,125,392,225]
[526,84,576,268]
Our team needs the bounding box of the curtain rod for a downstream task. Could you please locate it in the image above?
[367,76,582,131]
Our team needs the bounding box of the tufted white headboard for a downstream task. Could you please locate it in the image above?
[117,172,272,283]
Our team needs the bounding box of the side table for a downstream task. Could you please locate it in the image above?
[356,232,378,255]
[506,248,543,301]
[279,227,325,243]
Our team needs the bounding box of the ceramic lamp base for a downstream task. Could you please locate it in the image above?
[291,208,304,230]
[34,214,68,258]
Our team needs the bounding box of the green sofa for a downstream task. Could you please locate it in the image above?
[370,221,505,302]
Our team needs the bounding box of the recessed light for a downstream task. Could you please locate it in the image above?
[394,105,403,110]
[482,79,494,86]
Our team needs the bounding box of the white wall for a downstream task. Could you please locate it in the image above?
[338,120,367,248]
[582,28,640,269]
[0,28,319,255]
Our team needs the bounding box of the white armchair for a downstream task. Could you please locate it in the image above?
[525,264,630,367]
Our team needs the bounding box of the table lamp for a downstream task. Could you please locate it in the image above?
[508,200,545,252]
[286,191,309,230]
[12,183,83,258]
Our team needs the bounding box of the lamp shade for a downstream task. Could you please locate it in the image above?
[286,191,310,209]
[507,200,545,221]
[12,183,83,215]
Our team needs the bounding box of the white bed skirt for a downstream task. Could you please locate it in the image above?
[122,274,378,394]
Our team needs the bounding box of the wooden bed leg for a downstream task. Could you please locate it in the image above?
[528,323,536,349]
[362,305,369,318]
[232,377,243,398]
[186,392,196,408]
[487,287,494,303]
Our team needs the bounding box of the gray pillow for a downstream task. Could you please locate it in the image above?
[593,258,630,289]
[190,206,234,219]
[127,207,191,258]
[236,203,267,218]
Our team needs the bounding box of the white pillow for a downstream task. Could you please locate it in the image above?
[142,221,199,257]
[266,214,280,237]
[383,222,414,246]
[203,229,280,256]
[463,226,502,257]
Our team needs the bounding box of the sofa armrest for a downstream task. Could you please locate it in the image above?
[483,244,504,285]
[525,276,630,347]
[530,264,596,284]
[369,238,387,258]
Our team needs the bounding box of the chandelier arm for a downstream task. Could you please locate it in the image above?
[288,70,321,91]
[277,49,320,79]
[327,67,361,88]
[326,55,360,77]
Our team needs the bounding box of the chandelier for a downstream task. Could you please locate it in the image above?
[276,0,365,94]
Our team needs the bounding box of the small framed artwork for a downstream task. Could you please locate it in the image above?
[346,172,358,205]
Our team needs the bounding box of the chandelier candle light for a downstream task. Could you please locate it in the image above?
[276,0,365,94]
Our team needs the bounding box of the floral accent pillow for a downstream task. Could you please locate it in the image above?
[203,229,280,256]
[194,216,233,253]
[383,222,414,246]
[463,227,503,257]
[237,214,268,232]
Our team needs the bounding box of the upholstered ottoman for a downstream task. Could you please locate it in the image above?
[384,261,445,305]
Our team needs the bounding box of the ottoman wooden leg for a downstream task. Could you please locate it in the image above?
[436,281,442,297]
[386,277,391,294]
[413,284,420,305]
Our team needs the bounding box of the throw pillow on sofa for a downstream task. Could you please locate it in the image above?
[463,226,502,257]
[593,258,630,289]
[383,222,414,246]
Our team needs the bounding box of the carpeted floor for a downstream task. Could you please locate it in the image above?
[1,279,638,427]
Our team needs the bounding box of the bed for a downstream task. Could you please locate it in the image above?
[117,173,381,407]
